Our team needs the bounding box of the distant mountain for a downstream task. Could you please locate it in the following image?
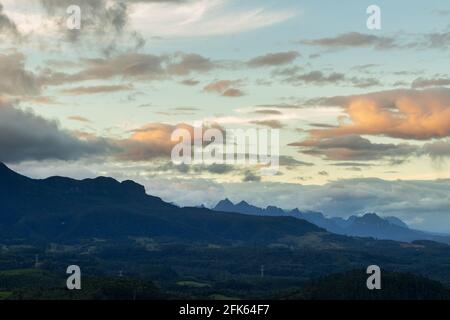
[214,199,348,233]
[0,163,323,244]
[213,199,450,245]
[385,216,409,229]
[215,199,288,216]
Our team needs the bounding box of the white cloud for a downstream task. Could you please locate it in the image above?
[129,0,297,37]
[202,106,343,126]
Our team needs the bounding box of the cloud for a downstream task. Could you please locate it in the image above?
[284,70,345,85]
[419,30,450,50]
[278,155,313,167]
[221,88,243,97]
[242,170,261,182]
[180,79,200,86]
[129,0,296,38]
[300,29,450,51]
[42,53,166,84]
[0,52,41,96]
[41,52,217,86]
[38,1,132,51]
[331,162,373,167]
[247,51,300,67]
[6,0,294,46]
[61,84,133,95]
[203,80,244,97]
[166,53,215,75]
[289,135,418,161]
[36,0,188,52]
[252,109,283,115]
[200,163,234,174]
[68,115,91,123]
[116,122,192,161]
[278,69,380,88]
[309,88,450,140]
[433,9,450,16]
[350,77,381,88]
[0,3,20,39]
[250,119,284,129]
[0,102,111,163]
[155,161,235,175]
[422,140,450,159]
[300,32,398,50]
[116,122,225,161]
[411,77,450,89]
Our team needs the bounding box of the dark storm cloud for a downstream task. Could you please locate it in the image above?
[0,102,112,163]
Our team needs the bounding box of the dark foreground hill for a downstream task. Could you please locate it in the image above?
[0,163,322,244]
[283,270,450,300]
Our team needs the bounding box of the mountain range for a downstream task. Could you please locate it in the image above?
[213,199,450,244]
[2,161,450,248]
[0,163,323,244]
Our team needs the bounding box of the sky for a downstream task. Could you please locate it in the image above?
[0,0,450,231]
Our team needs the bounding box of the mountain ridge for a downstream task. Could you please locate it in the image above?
[0,163,324,244]
[213,199,450,245]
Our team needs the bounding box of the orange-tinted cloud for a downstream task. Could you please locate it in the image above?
[116,122,224,161]
[310,88,450,140]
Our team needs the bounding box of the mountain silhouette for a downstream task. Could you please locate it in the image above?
[0,163,323,244]
[213,199,450,244]
[215,199,288,216]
